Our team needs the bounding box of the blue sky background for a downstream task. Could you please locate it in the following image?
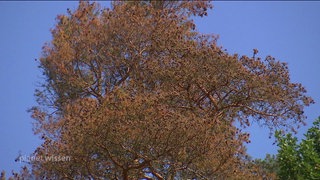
[1,1,319,174]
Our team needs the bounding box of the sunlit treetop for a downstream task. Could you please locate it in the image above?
[23,1,314,179]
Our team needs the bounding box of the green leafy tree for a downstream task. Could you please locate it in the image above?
[276,132,300,179]
[276,117,320,180]
[8,1,313,179]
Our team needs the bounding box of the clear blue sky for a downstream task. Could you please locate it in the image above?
[1,1,319,174]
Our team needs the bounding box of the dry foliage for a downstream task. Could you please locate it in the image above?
[24,1,313,179]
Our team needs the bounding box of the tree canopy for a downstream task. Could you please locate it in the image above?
[10,1,313,179]
[251,117,320,180]
[275,117,320,179]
